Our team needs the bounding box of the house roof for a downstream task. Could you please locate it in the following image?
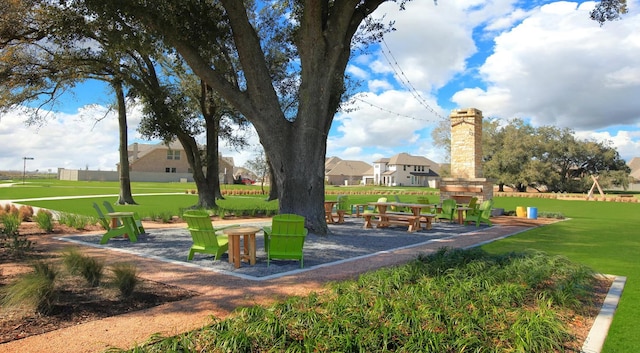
[629,157,640,172]
[325,160,372,176]
[388,152,438,169]
[373,157,390,163]
[325,156,342,172]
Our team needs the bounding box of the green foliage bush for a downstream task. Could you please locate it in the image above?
[34,209,55,233]
[126,248,595,352]
[0,212,20,236]
[110,263,139,297]
[61,247,85,275]
[0,213,33,254]
[58,212,97,230]
[0,261,58,315]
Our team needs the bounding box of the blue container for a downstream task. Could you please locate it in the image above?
[527,207,538,219]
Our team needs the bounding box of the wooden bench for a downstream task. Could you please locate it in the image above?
[331,210,346,223]
[420,213,435,230]
[363,213,419,232]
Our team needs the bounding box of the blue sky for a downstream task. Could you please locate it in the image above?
[1,0,639,173]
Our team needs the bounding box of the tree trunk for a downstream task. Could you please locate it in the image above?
[202,82,225,201]
[260,113,329,234]
[266,159,278,201]
[114,82,136,205]
[177,132,217,209]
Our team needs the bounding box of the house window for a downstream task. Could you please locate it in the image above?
[165,167,177,173]
[167,150,180,160]
[403,165,406,171]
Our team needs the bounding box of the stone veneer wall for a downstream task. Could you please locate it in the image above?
[440,108,494,203]
[450,108,483,179]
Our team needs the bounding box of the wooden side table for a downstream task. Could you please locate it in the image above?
[223,226,260,268]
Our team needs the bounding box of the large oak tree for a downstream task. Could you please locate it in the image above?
[81,0,412,234]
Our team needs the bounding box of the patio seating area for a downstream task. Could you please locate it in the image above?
[58,217,483,280]
[5,214,555,353]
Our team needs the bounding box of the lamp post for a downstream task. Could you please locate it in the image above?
[22,157,34,184]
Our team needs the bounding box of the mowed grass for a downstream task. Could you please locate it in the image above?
[3,181,639,352]
[485,197,639,353]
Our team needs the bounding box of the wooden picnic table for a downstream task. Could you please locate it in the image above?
[324,200,345,224]
[362,202,435,232]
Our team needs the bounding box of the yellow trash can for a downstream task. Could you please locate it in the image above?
[516,206,527,218]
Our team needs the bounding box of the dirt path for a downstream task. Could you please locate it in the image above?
[0,217,554,353]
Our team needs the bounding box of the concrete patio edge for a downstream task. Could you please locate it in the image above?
[581,275,626,353]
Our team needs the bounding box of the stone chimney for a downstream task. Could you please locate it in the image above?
[450,108,483,179]
[439,107,493,203]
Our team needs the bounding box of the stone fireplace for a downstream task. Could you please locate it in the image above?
[439,108,494,203]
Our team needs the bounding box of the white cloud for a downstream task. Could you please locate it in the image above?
[0,105,126,171]
[452,1,640,132]
[368,79,394,92]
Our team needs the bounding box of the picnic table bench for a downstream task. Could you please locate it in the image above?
[362,213,419,232]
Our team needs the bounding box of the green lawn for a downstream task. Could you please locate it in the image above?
[485,197,639,353]
[2,181,638,352]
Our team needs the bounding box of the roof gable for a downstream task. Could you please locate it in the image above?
[326,160,372,176]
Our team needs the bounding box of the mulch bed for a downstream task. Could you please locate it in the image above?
[0,222,197,344]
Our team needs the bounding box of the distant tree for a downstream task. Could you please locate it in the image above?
[591,0,628,25]
[485,120,630,193]
[483,118,538,192]
[245,148,270,195]
[0,1,139,204]
[430,119,451,162]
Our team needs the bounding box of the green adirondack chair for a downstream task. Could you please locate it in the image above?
[92,202,110,230]
[392,195,408,212]
[336,195,350,215]
[363,197,388,214]
[416,196,434,213]
[435,199,456,223]
[103,201,145,235]
[464,199,494,227]
[94,203,139,244]
[183,210,236,261]
[263,214,308,268]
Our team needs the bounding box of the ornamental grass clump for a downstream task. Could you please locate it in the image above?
[130,247,597,353]
[57,212,95,230]
[34,209,55,233]
[62,249,104,287]
[0,261,58,315]
[1,212,32,254]
[111,263,139,297]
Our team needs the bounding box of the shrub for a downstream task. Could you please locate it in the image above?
[61,247,85,275]
[111,263,139,297]
[34,209,55,233]
[0,212,20,236]
[58,212,95,230]
[80,256,104,287]
[0,213,32,255]
[18,205,34,221]
[0,261,58,315]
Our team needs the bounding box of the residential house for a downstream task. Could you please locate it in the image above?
[629,157,640,181]
[325,157,372,186]
[126,142,235,183]
[372,152,440,187]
